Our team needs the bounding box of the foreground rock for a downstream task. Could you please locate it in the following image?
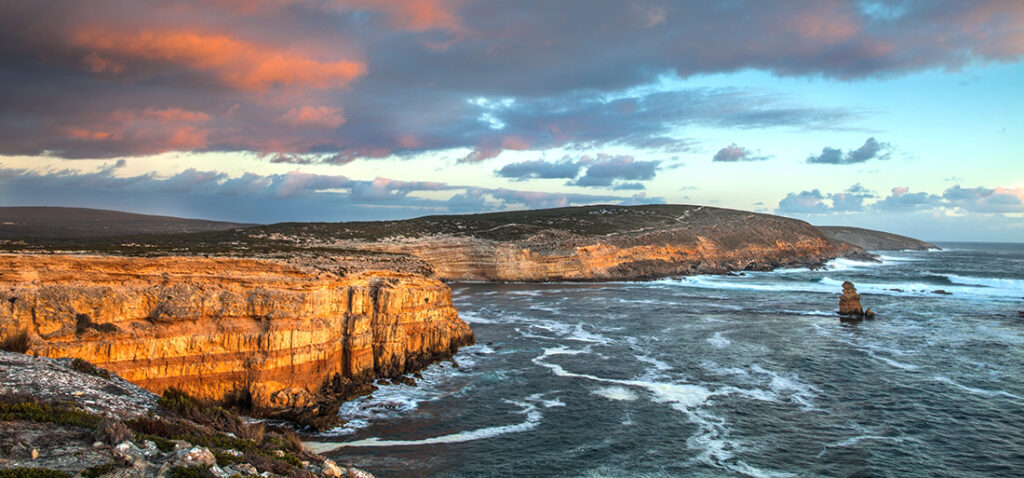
[0,351,374,477]
[0,254,473,426]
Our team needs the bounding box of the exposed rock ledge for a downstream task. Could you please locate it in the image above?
[0,254,474,424]
[240,205,876,282]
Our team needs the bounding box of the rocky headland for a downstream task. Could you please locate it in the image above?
[817,225,939,251]
[228,205,876,282]
[0,254,473,429]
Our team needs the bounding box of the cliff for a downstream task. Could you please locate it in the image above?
[0,254,473,421]
[816,226,939,251]
[240,205,874,281]
[0,206,249,240]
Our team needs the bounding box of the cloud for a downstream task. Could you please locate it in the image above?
[712,143,772,162]
[496,159,582,180]
[0,163,656,220]
[280,106,346,129]
[807,137,891,164]
[3,1,1019,160]
[776,184,1024,216]
[70,29,366,91]
[497,154,662,189]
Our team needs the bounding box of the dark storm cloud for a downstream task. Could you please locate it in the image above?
[807,137,891,164]
[712,144,772,162]
[1,1,1020,160]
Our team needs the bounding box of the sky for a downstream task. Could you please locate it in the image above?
[0,0,1021,241]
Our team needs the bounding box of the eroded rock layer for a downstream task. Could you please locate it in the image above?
[0,254,474,412]
[328,206,872,281]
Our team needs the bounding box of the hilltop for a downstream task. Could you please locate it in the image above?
[0,207,249,240]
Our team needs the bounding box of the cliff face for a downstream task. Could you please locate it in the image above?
[309,206,871,281]
[0,254,473,414]
[816,226,939,251]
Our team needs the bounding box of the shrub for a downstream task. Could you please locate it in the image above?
[166,465,214,478]
[80,463,118,478]
[0,329,31,353]
[68,358,112,380]
[94,420,131,445]
[0,397,101,429]
[0,469,70,478]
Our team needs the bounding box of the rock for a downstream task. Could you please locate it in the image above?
[347,467,377,478]
[175,446,216,466]
[932,289,953,295]
[321,459,344,477]
[864,308,876,319]
[391,376,417,387]
[30,447,39,459]
[233,463,259,476]
[838,281,864,317]
[0,255,474,419]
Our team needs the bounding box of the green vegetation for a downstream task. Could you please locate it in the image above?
[80,463,118,478]
[0,397,101,429]
[0,469,70,478]
[166,465,215,478]
[68,358,112,380]
[0,330,31,353]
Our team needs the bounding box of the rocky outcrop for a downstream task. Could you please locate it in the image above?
[0,254,474,416]
[838,281,865,317]
[0,350,375,477]
[817,226,939,251]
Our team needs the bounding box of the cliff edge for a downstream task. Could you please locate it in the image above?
[816,226,939,251]
[0,254,474,426]
[241,205,874,281]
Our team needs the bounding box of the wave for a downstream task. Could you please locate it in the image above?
[706,332,731,348]
[592,386,639,401]
[944,274,1024,290]
[933,375,1023,400]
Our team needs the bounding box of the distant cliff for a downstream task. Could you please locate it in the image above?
[0,254,473,423]
[0,206,249,240]
[238,205,874,281]
[817,226,938,251]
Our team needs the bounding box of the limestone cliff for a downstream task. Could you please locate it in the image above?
[0,254,474,416]
[242,205,874,281]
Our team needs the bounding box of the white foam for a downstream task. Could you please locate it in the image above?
[933,375,1023,400]
[707,332,731,348]
[458,311,499,324]
[591,386,639,401]
[945,274,1024,291]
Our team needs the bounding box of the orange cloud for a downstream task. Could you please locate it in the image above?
[71,29,366,90]
[216,0,464,32]
[280,105,346,129]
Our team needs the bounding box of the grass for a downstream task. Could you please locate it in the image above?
[1,330,31,353]
[80,463,119,478]
[0,396,102,429]
[0,469,70,478]
[166,465,215,478]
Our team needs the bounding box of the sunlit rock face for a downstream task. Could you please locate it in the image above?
[0,254,474,411]
[341,210,868,281]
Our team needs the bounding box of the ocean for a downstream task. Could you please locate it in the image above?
[313,242,1024,477]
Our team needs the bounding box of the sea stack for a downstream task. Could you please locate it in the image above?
[839,281,865,318]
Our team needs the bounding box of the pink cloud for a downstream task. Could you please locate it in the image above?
[280,106,346,129]
[71,29,367,91]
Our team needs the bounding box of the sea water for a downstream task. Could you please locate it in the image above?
[313,242,1024,477]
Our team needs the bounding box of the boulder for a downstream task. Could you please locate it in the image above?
[838,281,864,317]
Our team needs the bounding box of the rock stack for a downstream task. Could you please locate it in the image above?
[839,281,874,319]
